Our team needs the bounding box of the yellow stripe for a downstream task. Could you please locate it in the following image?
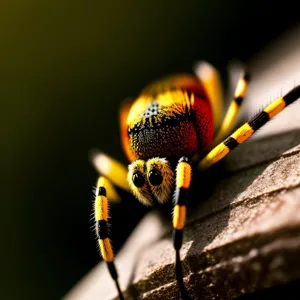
[176,162,191,189]
[222,101,239,129]
[95,195,108,221]
[173,205,186,230]
[234,78,247,98]
[99,238,114,262]
[199,143,230,170]
[97,176,103,187]
[264,97,286,119]
[231,123,254,144]
[213,101,239,144]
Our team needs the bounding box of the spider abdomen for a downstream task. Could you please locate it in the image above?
[126,75,214,160]
[129,109,198,160]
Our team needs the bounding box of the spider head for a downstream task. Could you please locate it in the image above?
[127,157,174,206]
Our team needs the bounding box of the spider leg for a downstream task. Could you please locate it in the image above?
[91,150,129,195]
[172,157,192,300]
[95,176,124,300]
[198,85,300,170]
[194,61,224,130]
[212,68,250,147]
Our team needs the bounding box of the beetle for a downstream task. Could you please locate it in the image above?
[91,61,300,299]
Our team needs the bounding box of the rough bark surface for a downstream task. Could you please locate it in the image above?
[66,130,300,300]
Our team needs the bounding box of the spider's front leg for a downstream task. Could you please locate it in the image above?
[172,157,192,300]
[95,176,124,300]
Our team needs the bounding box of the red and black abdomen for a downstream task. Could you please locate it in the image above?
[126,74,214,161]
[192,93,214,155]
[129,109,199,160]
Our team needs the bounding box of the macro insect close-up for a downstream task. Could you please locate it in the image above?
[4,1,300,300]
[86,58,300,300]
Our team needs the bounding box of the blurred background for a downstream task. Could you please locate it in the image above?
[1,1,300,299]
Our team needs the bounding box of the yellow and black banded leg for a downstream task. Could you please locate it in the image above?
[212,68,250,147]
[95,176,124,300]
[172,157,192,300]
[199,85,300,170]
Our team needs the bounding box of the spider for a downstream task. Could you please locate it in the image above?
[91,61,300,299]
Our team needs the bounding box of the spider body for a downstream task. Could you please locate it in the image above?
[124,74,214,161]
[92,61,300,300]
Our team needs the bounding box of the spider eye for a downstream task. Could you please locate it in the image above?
[148,169,163,186]
[132,171,145,188]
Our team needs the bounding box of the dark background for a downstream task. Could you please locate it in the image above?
[1,1,299,299]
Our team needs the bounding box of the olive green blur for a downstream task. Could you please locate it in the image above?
[1,0,299,299]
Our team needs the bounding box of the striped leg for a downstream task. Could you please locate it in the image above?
[91,151,129,192]
[212,68,250,147]
[95,176,124,300]
[172,157,192,300]
[198,85,300,170]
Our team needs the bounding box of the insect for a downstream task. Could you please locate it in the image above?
[91,61,300,299]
